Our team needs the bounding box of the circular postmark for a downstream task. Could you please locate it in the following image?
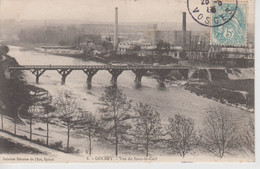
[187,0,238,27]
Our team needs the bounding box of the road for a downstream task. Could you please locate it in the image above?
[0,130,76,157]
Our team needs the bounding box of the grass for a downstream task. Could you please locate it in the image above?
[0,136,44,154]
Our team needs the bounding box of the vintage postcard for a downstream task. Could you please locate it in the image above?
[0,0,255,163]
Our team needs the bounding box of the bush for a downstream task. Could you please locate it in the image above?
[19,135,28,140]
[34,139,45,145]
[0,45,9,55]
[166,70,183,80]
[167,114,199,157]
[36,127,45,131]
[67,146,80,154]
[201,107,239,158]
[49,141,63,150]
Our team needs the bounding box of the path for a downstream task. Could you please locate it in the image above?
[0,130,76,157]
[0,55,6,62]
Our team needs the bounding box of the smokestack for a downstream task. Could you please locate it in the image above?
[44,20,47,31]
[114,7,118,51]
[182,12,186,49]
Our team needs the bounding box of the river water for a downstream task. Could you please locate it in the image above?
[9,46,253,127]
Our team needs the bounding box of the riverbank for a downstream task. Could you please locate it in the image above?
[7,43,255,112]
[8,41,179,64]
[0,53,48,119]
[185,80,254,112]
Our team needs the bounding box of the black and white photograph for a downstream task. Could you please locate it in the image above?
[0,0,255,163]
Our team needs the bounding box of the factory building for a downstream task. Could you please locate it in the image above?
[143,13,191,48]
[113,8,254,67]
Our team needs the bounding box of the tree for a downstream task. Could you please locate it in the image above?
[201,106,239,158]
[85,34,102,45]
[2,78,32,135]
[131,103,162,157]
[82,45,94,56]
[240,117,255,154]
[0,112,3,130]
[0,100,5,130]
[156,40,170,54]
[27,105,40,140]
[98,86,132,156]
[26,90,47,140]
[54,90,83,152]
[76,111,99,156]
[0,45,9,55]
[102,41,113,52]
[167,114,199,157]
[0,54,46,136]
[40,94,56,146]
[133,45,141,52]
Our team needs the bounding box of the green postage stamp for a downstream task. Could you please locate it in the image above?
[188,0,248,46]
[211,1,248,46]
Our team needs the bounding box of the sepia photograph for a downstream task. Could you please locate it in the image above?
[0,0,255,163]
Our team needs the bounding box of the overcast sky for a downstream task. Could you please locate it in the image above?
[0,0,254,23]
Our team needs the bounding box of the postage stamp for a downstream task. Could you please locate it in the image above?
[210,1,248,46]
[187,0,248,46]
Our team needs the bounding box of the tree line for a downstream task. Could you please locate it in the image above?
[18,26,107,48]
[18,26,114,57]
[18,26,83,46]
[0,86,255,158]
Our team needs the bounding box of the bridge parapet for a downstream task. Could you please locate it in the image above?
[8,64,191,87]
[8,65,190,70]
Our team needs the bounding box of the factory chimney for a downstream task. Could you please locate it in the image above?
[182,12,186,50]
[114,7,118,51]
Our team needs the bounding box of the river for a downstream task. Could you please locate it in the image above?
[9,46,253,127]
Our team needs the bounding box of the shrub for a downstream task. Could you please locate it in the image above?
[34,139,45,145]
[49,141,63,150]
[166,70,183,80]
[0,45,9,55]
[67,146,80,154]
[20,135,28,140]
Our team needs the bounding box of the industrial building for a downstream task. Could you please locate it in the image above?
[112,7,254,67]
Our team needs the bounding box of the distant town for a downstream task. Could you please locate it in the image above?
[0,7,255,68]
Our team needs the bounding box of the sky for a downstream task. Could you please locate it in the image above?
[0,0,255,24]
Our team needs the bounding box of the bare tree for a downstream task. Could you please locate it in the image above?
[167,114,199,157]
[131,102,162,157]
[27,104,42,140]
[76,111,99,156]
[54,90,83,152]
[201,106,239,158]
[0,113,3,130]
[26,90,47,140]
[240,117,255,154]
[98,86,132,156]
[40,94,56,146]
